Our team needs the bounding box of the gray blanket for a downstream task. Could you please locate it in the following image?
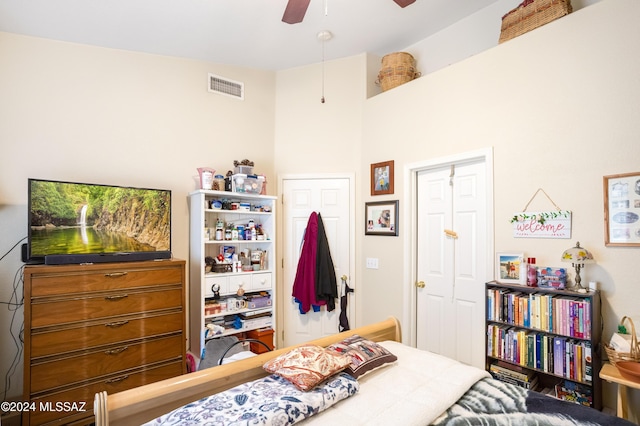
[433,377,635,426]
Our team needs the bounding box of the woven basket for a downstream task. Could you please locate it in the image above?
[376,52,420,92]
[212,263,233,273]
[604,316,640,367]
[499,0,572,44]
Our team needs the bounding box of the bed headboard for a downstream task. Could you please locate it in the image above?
[95,316,401,426]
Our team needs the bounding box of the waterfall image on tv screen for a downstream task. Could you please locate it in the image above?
[28,179,171,259]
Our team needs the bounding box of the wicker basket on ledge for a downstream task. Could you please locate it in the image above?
[376,52,420,92]
[499,0,572,43]
[604,316,640,366]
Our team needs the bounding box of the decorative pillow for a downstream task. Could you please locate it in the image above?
[326,335,397,379]
[263,345,351,391]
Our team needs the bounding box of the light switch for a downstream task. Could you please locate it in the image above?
[365,257,379,269]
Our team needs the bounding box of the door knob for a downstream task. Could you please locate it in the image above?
[415,281,426,288]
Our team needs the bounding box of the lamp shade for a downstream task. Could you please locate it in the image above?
[561,241,595,264]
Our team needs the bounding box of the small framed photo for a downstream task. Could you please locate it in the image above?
[365,200,398,236]
[603,172,640,247]
[495,253,525,284]
[371,160,394,196]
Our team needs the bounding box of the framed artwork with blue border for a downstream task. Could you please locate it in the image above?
[495,252,525,284]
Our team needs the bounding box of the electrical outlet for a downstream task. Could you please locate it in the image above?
[365,257,379,269]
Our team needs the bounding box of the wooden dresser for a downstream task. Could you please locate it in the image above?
[23,259,186,425]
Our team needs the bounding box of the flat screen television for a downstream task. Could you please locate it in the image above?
[27,178,172,265]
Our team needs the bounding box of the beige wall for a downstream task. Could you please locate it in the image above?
[358,0,639,337]
[0,32,276,398]
[272,0,639,415]
[366,0,636,415]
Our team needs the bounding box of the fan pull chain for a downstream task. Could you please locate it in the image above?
[321,38,326,103]
[317,30,332,104]
[320,1,329,103]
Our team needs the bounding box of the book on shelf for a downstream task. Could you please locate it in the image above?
[555,380,593,407]
[491,371,539,390]
[584,342,592,383]
[553,337,566,376]
[490,362,538,389]
[490,362,536,381]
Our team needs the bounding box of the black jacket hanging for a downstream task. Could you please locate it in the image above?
[314,213,338,311]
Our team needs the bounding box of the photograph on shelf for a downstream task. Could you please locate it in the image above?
[365,200,398,236]
[495,252,525,284]
[370,160,394,195]
[603,171,640,246]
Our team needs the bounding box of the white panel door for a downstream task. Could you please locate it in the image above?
[282,177,352,347]
[416,160,487,368]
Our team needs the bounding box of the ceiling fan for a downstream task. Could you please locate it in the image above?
[282,0,417,24]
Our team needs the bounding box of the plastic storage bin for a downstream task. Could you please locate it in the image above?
[247,328,274,354]
[234,165,254,175]
[232,174,264,194]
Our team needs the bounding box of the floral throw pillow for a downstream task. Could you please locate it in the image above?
[263,345,351,391]
[326,335,398,379]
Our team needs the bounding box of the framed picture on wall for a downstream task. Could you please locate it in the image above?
[495,252,525,284]
[365,200,398,236]
[371,160,394,195]
[604,171,640,246]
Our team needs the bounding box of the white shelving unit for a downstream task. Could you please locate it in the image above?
[189,189,277,360]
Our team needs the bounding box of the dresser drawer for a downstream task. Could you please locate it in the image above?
[31,311,183,358]
[31,334,184,393]
[31,287,182,327]
[30,264,184,297]
[27,360,184,425]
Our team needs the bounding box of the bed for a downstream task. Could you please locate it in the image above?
[94,317,635,426]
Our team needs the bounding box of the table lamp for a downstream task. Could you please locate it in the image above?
[561,241,595,293]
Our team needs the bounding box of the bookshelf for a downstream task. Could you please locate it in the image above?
[189,190,277,361]
[485,281,602,409]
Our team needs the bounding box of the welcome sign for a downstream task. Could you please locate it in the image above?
[511,210,572,239]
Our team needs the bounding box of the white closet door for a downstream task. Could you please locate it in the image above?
[416,160,487,368]
[281,177,353,347]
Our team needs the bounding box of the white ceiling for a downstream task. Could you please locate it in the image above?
[0,0,500,71]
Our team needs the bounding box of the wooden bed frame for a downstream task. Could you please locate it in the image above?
[94,316,401,426]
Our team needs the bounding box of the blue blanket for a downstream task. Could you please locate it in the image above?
[143,372,358,425]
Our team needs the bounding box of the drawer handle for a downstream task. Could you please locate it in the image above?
[105,272,128,278]
[104,346,129,355]
[105,320,129,328]
[104,294,128,301]
[105,375,129,384]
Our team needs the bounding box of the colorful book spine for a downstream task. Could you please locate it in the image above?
[584,342,592,383]
[535,333,542,369]
[554,337,565,376]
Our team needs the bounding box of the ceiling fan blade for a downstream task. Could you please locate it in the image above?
[282,0,311,24]
[393,0,416,7]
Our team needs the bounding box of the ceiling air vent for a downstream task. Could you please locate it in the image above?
[208,73,244,100]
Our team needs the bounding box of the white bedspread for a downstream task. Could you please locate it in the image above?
[304,340,490,426]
